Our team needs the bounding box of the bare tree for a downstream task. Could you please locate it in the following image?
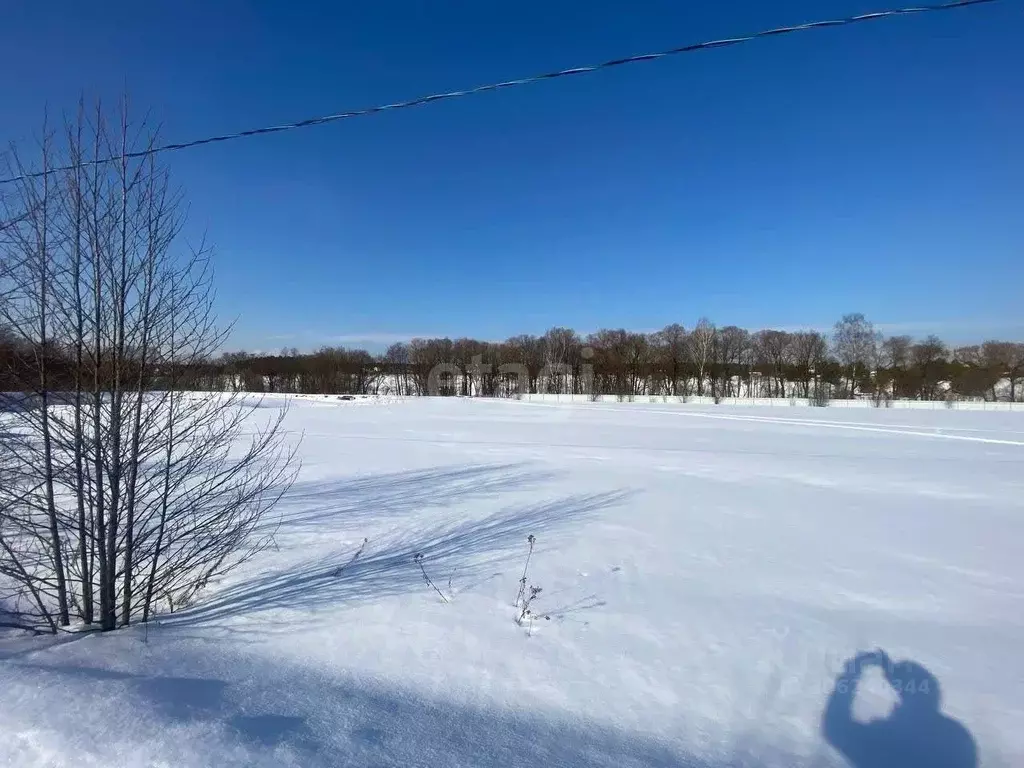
[752,330,793,398]
[587,330,636,400]
[409,337,456,395]
[381,342,412,395]
[709,326,750,397]
[952,345,1001,400]
[651,324,687,397]
[832,313,880,399]
[981,341,1024,401]
[0,100,297,633]
[540,327,579,395]
[687,318,716,397]
[504,334,544,395]
[881,335,913,370]
[452,337,484,396]
[910,335,949,401]
[790,331,828,398]
[880,335,913,399]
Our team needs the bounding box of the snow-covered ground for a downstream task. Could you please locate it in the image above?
[2,396,1022,767]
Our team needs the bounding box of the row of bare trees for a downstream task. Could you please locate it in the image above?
[4,266,1020,408]
[161,316,1023,402]
[1,103,295,633]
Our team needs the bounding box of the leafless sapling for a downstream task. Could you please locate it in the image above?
[516,585,543,634]
[414,552,449,603]
[515,534,535,607]
[0,98,298,633]
[334,537,369,577]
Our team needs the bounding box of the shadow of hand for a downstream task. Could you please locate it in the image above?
[822,650,977,768]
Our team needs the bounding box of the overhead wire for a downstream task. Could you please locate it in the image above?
[0,0,1005,186]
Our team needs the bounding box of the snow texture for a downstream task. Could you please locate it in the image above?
[2,396,1022,767]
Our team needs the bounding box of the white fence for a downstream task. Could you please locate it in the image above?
[515,393,1024,411]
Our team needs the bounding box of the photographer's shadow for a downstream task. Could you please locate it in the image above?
[822,650,977,768]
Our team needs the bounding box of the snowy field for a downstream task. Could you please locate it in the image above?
[2,396,1023,767]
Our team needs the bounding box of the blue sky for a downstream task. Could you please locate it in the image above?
[2,0,1021,352]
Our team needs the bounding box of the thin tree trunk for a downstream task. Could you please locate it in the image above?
[143,285,178,623]
[89,103,112,630]
[102,105,132,630]
[35,156,71,627]
[70,114,93,624]
[120,155,160,625]
[0,535,59,634]
[142,397,174,623]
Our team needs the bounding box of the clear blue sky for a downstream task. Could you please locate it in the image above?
[2,0,1022,352]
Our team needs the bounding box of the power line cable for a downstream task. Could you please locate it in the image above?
[0,0,1005,186]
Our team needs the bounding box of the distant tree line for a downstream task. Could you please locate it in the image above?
[8,313,1019,402]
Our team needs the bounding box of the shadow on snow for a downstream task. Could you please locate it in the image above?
[173,492,629,625]
[169,462,628,626]
[0,457,981,766]
[265,462,556,532]
[6,643,981,767]
[7,648,681,767]
[821,650,977,768]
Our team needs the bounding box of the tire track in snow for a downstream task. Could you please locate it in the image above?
[501,402,1024,447]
